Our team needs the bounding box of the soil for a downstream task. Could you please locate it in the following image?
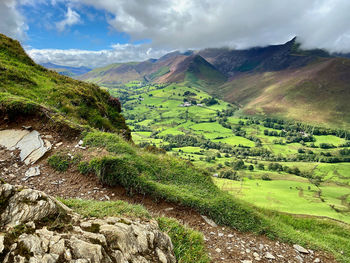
[0,123,338,263]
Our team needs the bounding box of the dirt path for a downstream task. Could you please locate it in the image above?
[0,126,337,263]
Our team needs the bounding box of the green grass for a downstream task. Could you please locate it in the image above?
[158,217,210,263]
[214,177,350,223]
[0,34,129,137]
[61,198,150,219]
[80,130,350,262]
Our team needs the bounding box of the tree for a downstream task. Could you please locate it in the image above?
[248,165,254,171]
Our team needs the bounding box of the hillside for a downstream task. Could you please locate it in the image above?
[216,57,350,129]
[1,33,350,263]
[79,52,226,88]
[0,33,130,138]
[81,37,350,128]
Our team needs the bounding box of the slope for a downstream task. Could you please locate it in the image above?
[0,33,130,137]
[0,33,350,262]
[216,57,350,129]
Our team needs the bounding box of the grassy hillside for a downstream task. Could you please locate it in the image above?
[0,34,130,137]
[216,58,350,129]
[1,33,350,262]
[78,131,350,263]
[79,62,144,85]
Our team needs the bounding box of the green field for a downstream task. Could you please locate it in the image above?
[214,176,350,223]
[109,81,350,224]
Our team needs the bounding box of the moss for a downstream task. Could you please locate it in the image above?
[82,223,100,233]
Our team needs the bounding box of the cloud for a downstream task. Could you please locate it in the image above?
[26,43,170,68]
[0,0,27,40]
[61,0,350,53]
[56,7,81,32]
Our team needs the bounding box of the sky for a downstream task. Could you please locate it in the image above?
[1,0,350,68]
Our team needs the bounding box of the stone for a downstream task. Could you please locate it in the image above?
[0,234,4,253]
[0,183,177,263]
[265,252,275,259]
[23,166,41,181]
[0,129,30,149]
[0,183,71,229]
[0,129,51,165]
[69,236,105,263]
[296,254,304,262]
[201,215,218,227]
[242,260,252,263]
[314,258,321,263]
[293,244,309,254]
[215,248,222,253]
[56,142,63,147]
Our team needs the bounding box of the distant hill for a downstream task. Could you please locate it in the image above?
[41,62,91,76]
[78,37,350,128]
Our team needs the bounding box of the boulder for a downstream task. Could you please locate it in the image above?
[0,183,176,263]
[0,129,51,165]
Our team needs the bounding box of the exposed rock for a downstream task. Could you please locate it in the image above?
[265,252,276,259]
[201,215,218,227]
[23,166,41,181]
[0,129,51,165]
[0,183,176,263]
[294,244,310,254]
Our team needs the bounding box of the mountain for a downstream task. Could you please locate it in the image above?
[79,52,226,89]
[0,33,129,137]
[41,62,91,76]
[80,37,350,128]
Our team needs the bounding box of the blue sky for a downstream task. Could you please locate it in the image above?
[21,2,132,50]
[1,0,350,68]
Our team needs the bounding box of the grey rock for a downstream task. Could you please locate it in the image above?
[23,167,41,181]
[293,244,309,254]
[0,234,4,253]
[0,129,51,165]
[201,215,218,227]
[0,183,176,263]
[265,252,276,259]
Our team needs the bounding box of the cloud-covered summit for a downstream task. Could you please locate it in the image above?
[2,0,350,67]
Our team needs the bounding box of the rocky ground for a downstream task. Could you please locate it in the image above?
[0,124,338,263]
[0,183,176,263]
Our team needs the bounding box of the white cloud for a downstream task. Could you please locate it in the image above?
[26,43,170,68]
[4,0,350,68]
[62,0,350,52]
[56,7,81,32]
[0,0,27,40]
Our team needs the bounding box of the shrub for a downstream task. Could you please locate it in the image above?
[78,161,91,175]
[261,174,272,181]
[47,153,70,172]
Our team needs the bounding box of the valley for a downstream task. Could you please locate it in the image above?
[106,80,350,224]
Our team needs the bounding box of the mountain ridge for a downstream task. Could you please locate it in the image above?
[78,38,350,128]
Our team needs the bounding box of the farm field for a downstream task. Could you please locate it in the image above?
[113,81,350,223]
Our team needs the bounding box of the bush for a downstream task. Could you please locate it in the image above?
[261,174,272,181]
[48,153,70,172]
[78,161,91,175]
